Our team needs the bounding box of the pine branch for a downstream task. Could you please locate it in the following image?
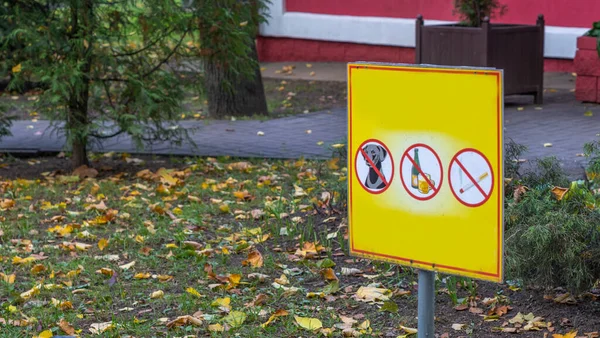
[142,28,190,78]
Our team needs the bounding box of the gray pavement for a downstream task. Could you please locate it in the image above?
[0,63,598,179]
[0,109,347,159]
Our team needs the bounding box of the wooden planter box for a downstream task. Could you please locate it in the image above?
[575,36,600,103]
[416,15,545,104]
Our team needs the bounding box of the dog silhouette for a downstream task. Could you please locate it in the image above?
[363,144,387,189]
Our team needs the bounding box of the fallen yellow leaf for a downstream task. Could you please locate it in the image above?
[134,272,151,279]
[186,287,202,298]
[242,250,264,268]
[12,63,22,74]
[165,315,202,328]
[208,323,224,332]
[150,290,164,299]
[119,261,136,270]
[98,238,108,251]
[223,311,247,328]
[262,309,289,327]
[36,330,53,338]
[295,315,323,330]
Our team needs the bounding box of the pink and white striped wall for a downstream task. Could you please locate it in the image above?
[258,0,597,72]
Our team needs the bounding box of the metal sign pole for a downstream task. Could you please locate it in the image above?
[417,269,435,338]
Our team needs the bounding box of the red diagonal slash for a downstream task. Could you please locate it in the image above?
[360,148,388,187]
[455,159,488,198]
[405,153,438,193]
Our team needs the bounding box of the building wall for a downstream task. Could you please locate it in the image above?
[258,0,594,72]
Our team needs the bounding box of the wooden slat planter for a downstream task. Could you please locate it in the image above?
[416,15,545,104]
[575,36,600,103]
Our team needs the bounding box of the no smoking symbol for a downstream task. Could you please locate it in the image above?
[448,148,494,207]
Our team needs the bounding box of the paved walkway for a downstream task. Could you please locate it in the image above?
[0,62,598,178]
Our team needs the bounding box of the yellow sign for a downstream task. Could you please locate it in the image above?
[348,63,503,282]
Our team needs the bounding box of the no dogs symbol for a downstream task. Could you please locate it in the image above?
[355,139,394,194]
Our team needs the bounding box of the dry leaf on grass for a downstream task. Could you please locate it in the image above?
[295,315,322,330]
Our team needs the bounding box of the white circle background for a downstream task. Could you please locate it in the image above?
[400,146,442,199]
[449,151,493,205]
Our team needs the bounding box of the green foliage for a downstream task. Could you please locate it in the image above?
[522,157,570,188]
[1,0,269,165]
[584,140,600,184]
[453,0,507,27]
[584,20,600,57]
[0,104,13,139]
[505,185,600,292]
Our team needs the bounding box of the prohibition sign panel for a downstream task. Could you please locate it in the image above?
[354,139,394,194]
[400,143,443,201]
[449,149,494,207]
[348,62,504,282]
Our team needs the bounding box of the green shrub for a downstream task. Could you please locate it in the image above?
[505,185,600,292]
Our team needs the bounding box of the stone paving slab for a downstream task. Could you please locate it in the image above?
[0,108,347,159]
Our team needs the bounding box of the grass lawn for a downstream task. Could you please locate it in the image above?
[0,154,598,337]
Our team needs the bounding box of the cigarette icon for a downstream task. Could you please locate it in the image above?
[460,172,489,194]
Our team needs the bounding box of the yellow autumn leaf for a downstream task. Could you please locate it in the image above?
[239,21,248,27]
[13,256,36,265]
[219,204,230,213]
[331,143,345,149]
[186,287,202,298]
[36,330,53,338]
[552,332,577,338]
[242,250,263,268]
[96,267,115,276]
[150,290,164,299]
[157,274,174,282]
[89,322,114,334]
[327,158,340,170]
[223,311,246,328]
[208,323,224,332]
[211,297,231,311]
[294,315,323,330]
[551,186,569,201]
[20,284,41,300]
[134,272,151,279]
[399,325,418,335]
[165,315,202,328]
[261,309,289,328]
[30,264,46,275]
[135,235,145,243]
[354,286,391,303]
[274,274,289,285]
[12,63,22,73]
[119,261,136,270]
[1,272,16,284]
[98,238,108,251]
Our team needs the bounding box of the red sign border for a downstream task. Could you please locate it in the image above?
[354,139,395,194]
[399,143,444,201]
[448,148,494,208]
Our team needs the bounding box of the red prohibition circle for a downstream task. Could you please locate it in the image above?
[399,143,443,201]
[448,148,494,207]
[354,139,395,194]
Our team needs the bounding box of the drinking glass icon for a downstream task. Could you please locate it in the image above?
[418,173,435,194]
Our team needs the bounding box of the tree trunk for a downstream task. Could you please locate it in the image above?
[68,0,93,168]
[204,40,268,118]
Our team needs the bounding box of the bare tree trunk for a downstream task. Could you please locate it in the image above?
[204,40,267,118]
[68,0,93,168]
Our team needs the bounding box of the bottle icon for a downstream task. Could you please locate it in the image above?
[411,148,420,188]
